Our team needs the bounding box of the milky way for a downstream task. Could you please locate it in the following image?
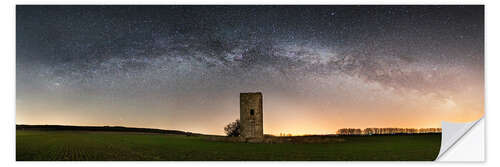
[16,6,484,135]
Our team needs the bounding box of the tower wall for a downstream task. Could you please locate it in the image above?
[240,92,263,138]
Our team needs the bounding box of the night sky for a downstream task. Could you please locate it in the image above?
[16,5,484,135]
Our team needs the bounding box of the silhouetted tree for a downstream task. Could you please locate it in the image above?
[338,127,441,135]
[224,119,240,137]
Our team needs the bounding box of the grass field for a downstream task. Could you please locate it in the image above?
[16,130,441,161]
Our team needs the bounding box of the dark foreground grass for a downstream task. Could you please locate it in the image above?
[16,130,441,161]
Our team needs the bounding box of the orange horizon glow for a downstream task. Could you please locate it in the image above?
[16,100,484,136]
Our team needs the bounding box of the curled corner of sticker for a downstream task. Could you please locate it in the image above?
[436,117,483,160]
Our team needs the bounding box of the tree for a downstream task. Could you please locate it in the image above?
[224,119,240,137]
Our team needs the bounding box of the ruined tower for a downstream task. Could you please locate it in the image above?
[240,92,263,138]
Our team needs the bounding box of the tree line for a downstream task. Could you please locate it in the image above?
[336,128,442,135]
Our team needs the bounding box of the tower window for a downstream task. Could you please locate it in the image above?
[250,109,255,116]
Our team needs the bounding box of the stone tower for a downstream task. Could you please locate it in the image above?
[240,92,263,138]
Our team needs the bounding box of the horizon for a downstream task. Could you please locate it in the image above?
[16,5,484,136]
[16,124,442,136]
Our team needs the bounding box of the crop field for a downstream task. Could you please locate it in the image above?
[16,130,441,161]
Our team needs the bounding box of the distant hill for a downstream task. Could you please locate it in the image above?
[16,124,201,136]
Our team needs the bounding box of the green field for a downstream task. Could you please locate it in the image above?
[16,130,441,161]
